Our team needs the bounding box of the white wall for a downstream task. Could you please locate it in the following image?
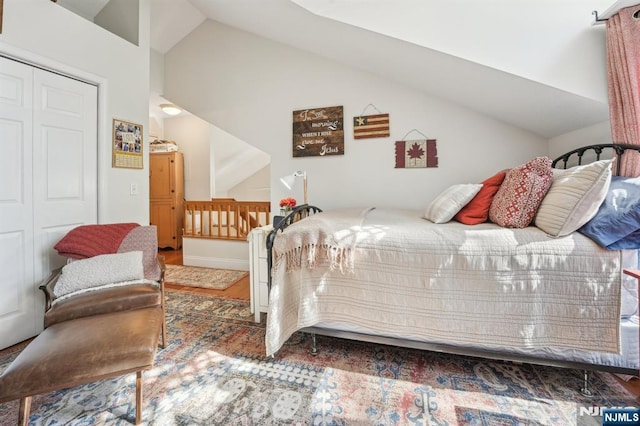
[228,166,270,201]
[548,121,612,159]
[1,0,151,225]
[210,125,270,195]
[163,115,212,200]
[183,238,249,270]
[149,49,165,141]
[164,20,547,211]
[95,0,139,46]
[163,114,271,201]
[150,49,164,95]
[148,116,163,140]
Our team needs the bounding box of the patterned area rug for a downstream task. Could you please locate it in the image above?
[0,291,637,425]
[163,264,248,290]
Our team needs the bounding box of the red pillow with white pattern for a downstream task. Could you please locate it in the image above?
[489,157,553,228]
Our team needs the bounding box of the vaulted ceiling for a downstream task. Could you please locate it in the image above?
[181,0,613,139]
[59,0,615,139]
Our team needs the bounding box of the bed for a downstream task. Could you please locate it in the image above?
[265,144,640,382]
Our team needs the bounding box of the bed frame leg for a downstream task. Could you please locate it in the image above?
[580,369,593,397]
[310,334,318,356]
[422,392,432,426]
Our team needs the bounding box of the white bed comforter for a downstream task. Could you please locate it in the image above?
[266,208,625,357]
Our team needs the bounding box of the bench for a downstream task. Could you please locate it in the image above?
[0,307,162,425]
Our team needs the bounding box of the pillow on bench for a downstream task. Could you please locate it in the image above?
[54,251,145,298]
[54,224,161,282]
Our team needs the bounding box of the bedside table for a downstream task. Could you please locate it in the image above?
[248,226,273,323]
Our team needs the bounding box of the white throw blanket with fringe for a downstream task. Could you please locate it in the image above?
[272,207,375,274]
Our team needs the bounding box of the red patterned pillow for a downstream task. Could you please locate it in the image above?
[489,157,553,228]
[454,170,507,225]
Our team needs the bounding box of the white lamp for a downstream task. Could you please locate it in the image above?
[280,170,307,204]
[160,103,181,116]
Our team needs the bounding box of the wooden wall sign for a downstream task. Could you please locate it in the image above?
[395,139,438,168]
[292,105,344,157]
[353,113,390,139]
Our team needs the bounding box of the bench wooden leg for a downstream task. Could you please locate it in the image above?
[160,313,167,349]
[18,396,31,426]
[160,283,167,349]
[136,371,143,425]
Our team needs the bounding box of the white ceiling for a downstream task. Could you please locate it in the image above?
[54,0,111,21]
[58,0,612,138]
[149,0,206,54]
[55,0,204,53]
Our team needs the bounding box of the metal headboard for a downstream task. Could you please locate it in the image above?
[551,143,640,175]
[266,204,323,291]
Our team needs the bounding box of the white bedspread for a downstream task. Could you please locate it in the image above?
[266,208,624,357]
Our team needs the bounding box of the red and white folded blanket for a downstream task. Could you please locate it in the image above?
[54,223,140,259]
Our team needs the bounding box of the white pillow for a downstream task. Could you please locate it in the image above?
[534,159,613,237]
[54,251,144,298]
[424,184,483,224]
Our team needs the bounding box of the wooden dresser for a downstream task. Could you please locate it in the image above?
[149,152,184,249]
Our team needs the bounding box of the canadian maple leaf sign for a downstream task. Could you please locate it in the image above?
[394,139,438,168]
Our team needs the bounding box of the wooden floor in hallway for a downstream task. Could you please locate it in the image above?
[159,248,250,301]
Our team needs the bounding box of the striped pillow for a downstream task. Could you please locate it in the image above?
[424,184,483,224]
[535,159,613,236]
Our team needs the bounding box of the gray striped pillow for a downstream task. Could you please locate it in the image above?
[424,184,483,224]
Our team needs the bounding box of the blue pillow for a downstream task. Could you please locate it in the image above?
[578,176,640,249]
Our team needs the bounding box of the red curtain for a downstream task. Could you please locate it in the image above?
[606,5,640,176]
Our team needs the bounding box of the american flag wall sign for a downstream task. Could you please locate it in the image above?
[353,113,390,139]
[395,139,438,168]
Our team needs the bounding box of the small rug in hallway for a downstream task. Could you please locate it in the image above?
[163,264,248,290]
[0,290,637,425]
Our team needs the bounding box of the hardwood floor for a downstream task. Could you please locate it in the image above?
[159,248,250,300]
[620,376,640,398]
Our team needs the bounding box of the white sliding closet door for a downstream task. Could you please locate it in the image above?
[0,57,35,350]
[0,56,97,349]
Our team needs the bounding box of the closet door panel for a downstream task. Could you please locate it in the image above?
[33,68,98,282]
[0,119,26,206]
[0,232,26,315]
[0,57,98,350]
[0,57,35,349]
[43,127,84,203]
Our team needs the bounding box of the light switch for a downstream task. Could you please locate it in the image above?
[130,183,138,196]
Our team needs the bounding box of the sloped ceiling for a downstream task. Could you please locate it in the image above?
[183,0,610,139]
[58,0,613,139]
[54,0,111,21]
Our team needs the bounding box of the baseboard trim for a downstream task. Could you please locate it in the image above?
[183,255,249,271]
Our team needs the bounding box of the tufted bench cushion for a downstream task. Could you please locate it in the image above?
[0,307,162,424]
